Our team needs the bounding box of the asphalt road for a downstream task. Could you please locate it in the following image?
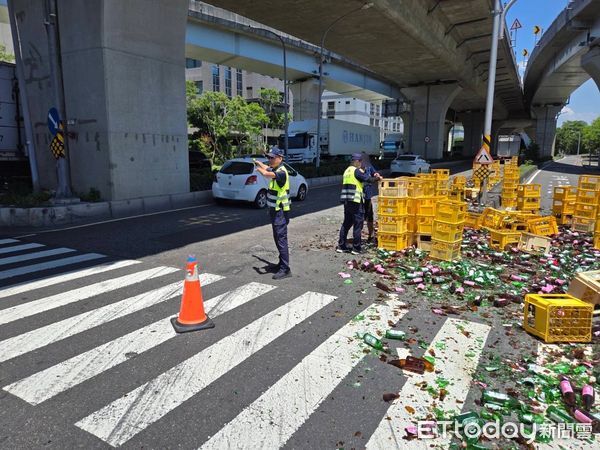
[0,158,596,449]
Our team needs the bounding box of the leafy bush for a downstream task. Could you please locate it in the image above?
[190,168,214,192]
[0,190,52,207]
[79,188,102,203]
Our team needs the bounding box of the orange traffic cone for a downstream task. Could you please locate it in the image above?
[171,256,215,333]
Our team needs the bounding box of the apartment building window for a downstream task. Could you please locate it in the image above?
[185,58,201,69]
[212,65,220,92]
[327,101,335,119]
[194,80,203,95]
[246,86,253,98]
[225,66,232,97]
[236,69,243,96]
[346,100,351,105]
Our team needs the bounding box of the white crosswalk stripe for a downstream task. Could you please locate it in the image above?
[3,281,274,404]
[0,273,223,363]
[0,239,19,245]
[366,318,490,449]
[0,259,139,299]
[0,253,107,281]
[75,291,337,447]
[201,297,410,450]
[0,243,44,255]
[0,247,75,266]
[0,266,178,325]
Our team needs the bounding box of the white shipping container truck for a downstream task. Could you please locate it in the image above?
[496,135,521,160]
[277,119,380,163]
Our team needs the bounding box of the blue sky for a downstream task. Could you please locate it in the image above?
[505,0,599,126]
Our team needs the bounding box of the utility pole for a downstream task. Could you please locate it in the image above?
[576,130,581,155]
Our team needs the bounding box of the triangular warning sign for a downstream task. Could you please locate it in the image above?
[474,147,494,164]
[511,19,522,30]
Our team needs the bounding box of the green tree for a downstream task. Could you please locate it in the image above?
[582,117,600,155]
[0,44,14,63]
[556,120,588,154]
[259,88,287,130]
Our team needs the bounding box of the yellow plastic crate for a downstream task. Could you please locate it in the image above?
[448,189,465,201]
[432,220,464,242]
[595,219,600,233]
[502,199,518,209]
[377,232,409,251]
[378,215,409,234]
[378,197,409,216]
[552,199,575,215]
[480,208,506,230]
[465,212,482,229]
[410,197,437,216]
[502,190,518,199]
[578,175,600,191]
[575,189,600,205]
[523,294,593,343]
[571,217,595,232]
[573,204,597,219]
[452,176,467,186]
[489,229,521,250]
[594,234,600,250]
[435,200,467,223]
[518,233,551,254]
[517,184,542,198]
[379,179,408,198]
[501,219,528,232]
[406,216,416,233]
[568,270,600,306]
[556,213,573,226]
[416,216,434,234]
[406,179,430,197]
[517,197,540,211]
[527,216,559,236]
[503,180,519,189]
[416,233,432,252]
[431,169,450,180]
[553,186,577,201]
[429,239,462,261]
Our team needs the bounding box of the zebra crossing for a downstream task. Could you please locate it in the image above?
[0,237,516,448]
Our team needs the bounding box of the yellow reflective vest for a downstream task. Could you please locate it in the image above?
[340,166,364,203]
[267,165,291,211]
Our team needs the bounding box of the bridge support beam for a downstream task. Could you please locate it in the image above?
[582,47,600,92]
[401,84,462,160]
[289,79,321,121]
[532,106,562,159]
[10,0,189,201]
[459,111,485,156]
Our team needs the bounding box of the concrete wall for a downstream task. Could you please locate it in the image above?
[11,0,189,201]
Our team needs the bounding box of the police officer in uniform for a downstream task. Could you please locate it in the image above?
[337,153,381,254]
[255,148,292,280]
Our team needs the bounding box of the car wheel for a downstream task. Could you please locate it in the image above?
[254,189,268,209]
[296,184,307,201]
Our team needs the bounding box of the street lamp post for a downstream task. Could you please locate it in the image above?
[250,27,289,158]
[479,0,518,205]
[315,2,374,168]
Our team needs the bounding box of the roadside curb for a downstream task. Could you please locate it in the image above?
[1,174,342,228]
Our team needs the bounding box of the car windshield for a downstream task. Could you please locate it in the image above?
[279,133,308,149]
[220,161,254,175]
[395,156,418,161]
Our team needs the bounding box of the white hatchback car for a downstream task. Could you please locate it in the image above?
[212,157,309,208]
[390,154,431,176]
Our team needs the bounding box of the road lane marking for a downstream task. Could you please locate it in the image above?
[0,266,178,325]
[200,298,410,450]
[0,273,223,363]
[4,280,274,404]
[0,248,75,267]
[366,318,490,449]
[75,291,337,447]
[0,253,106,282]
[0,243,44,255]
[0,239,19,245]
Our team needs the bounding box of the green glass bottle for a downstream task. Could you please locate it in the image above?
[546,405,575,423]
[363,333,385,351]
[481,390,520,408]
[385,329,406,340]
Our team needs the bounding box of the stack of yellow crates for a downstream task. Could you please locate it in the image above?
[430,199,467,261]
[595,206,600,250]
[488,160,501,188]
[572,175,600,233]
[410,175,437,251]
[449,176,467,201]
[431,169,450,197]
[480,207,530,250]
[517,184,541,213]
[377,179,410,251]
[501,162,520,208]
[552,186,577,225]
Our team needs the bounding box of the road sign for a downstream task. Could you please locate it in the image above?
[522,49,529,57]
[533,25,541,35]
[510,19,522,30]
[48,107,60,136]
[473,166,492,181]
[424,136,431,143]
[474,146,493,165]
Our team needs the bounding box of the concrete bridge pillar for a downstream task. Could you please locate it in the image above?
[459,111,485,157]
[582,46,600,91]
[532,105,562,159]
[289,79,320,121]
[10,0,189,201]
[401,84,462,160]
